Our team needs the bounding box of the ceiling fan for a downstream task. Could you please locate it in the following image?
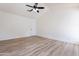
[26,3,45,13]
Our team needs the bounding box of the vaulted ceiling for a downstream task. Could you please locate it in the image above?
[0,3,79,19]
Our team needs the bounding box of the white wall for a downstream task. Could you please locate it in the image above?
[37,8,79,43]
[0,11,36,41]
[1,4,79,44]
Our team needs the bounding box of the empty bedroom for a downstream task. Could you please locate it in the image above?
[0,3,79,56]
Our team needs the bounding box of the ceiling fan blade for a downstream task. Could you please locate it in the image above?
[27,9,33,12]
[37,10,39,13]
[26,5,33,7]
[37,7,45,9]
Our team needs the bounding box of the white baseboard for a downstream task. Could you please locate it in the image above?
[37,34,79,44]
[0,34,36,41]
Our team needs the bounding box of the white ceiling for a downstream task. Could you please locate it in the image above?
[0,3,79,19]
[0,3,49,19]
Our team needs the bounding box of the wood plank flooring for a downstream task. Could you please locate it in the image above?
[0,36,79,56]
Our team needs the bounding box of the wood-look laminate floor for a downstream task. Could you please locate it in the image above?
[0,36,79,56]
